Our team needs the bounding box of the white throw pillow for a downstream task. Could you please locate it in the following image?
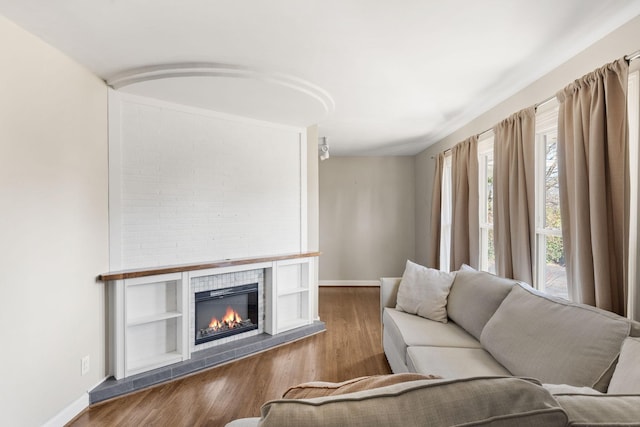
[459,263,477,272]
[607,336,640,394]
[395,260,455,323]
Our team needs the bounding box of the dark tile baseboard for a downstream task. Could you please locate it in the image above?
[90,321,326,404]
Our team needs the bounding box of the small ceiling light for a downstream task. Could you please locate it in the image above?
[319,136,330,161]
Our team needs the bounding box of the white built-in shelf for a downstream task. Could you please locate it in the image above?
[126,351,183,376]
[265,258,313,335]
[127,311,182,327]
[277,318,310,333]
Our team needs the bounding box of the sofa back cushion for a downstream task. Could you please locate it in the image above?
[630,319,640,337]
[447,270,515,339]
[258,377,568,427]
[607,336,640,394]
[480,284,630,391]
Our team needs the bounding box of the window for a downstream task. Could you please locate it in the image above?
[440,154,452,272]
[478,133,495,273]
[534,99,568,298]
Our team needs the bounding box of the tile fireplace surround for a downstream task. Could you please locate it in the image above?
[94,252,323,403]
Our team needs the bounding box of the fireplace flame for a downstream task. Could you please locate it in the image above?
[209,306,243,330]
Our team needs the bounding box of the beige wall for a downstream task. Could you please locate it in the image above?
[0,15,109,426]
[415,15,640,267]
[319,157,415,281]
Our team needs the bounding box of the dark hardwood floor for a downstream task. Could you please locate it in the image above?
[68,286,391,427]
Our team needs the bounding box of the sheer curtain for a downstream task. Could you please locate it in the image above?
[556,58,629,316]
[493,108,536,284]
[450,136,479,271]
[428,153,444,269]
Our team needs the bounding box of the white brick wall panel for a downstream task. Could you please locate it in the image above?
[112,95,304,270]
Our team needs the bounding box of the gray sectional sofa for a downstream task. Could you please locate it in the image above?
[382,269,639,389]
[381,269,640,422]
[226,268,640,426]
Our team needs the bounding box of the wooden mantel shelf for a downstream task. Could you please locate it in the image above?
[98,251,321,282]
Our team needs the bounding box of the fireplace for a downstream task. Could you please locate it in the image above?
[194,283,259,345]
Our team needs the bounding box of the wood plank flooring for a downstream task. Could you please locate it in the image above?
[68,286,391,427]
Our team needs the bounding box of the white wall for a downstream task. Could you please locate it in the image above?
[319,157,415,282]
[415,15,640,267]
[109,93,307,270]
[0,14,109,427]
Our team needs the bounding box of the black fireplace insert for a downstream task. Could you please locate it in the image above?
[194,283,259,345]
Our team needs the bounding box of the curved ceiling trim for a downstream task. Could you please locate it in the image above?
[106,63,335,117]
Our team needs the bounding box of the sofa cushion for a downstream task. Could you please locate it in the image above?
[607,336,640,394]
[258,377,568,427]
[554,394,640,426]
[395,260,455,323]
[282,373,440,399]
[406,346,511,378]
[480,284,630,391]
[384,308,482,350]
[446,270,515,339]
[382,308,482,372]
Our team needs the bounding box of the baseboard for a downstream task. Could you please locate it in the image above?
[43,392,89,427]
[319,280,379,287]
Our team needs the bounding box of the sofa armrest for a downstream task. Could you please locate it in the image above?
[554,393,640,425]
[380,277,402,320]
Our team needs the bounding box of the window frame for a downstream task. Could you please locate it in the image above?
[627,65,640,319]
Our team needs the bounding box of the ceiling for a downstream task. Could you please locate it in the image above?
[1,1,640,156]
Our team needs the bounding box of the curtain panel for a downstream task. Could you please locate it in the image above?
[493,108,536,285]
[450,136,479,271]
[427,153,444,269]
[556,57,629,316]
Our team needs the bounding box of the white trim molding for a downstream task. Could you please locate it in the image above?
[43,393,89,427]
[106,62,335,119]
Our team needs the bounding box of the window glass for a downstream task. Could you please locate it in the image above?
[440,155,452,272]
[535,100,568,299]
[478,134,495,274]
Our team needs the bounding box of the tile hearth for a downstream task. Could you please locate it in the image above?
[90,321,325,403]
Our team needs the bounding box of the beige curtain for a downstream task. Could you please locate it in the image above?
[427,153,444,269]
[493,108,536,284]
[556,58,629,316]
[450,136,479,270]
